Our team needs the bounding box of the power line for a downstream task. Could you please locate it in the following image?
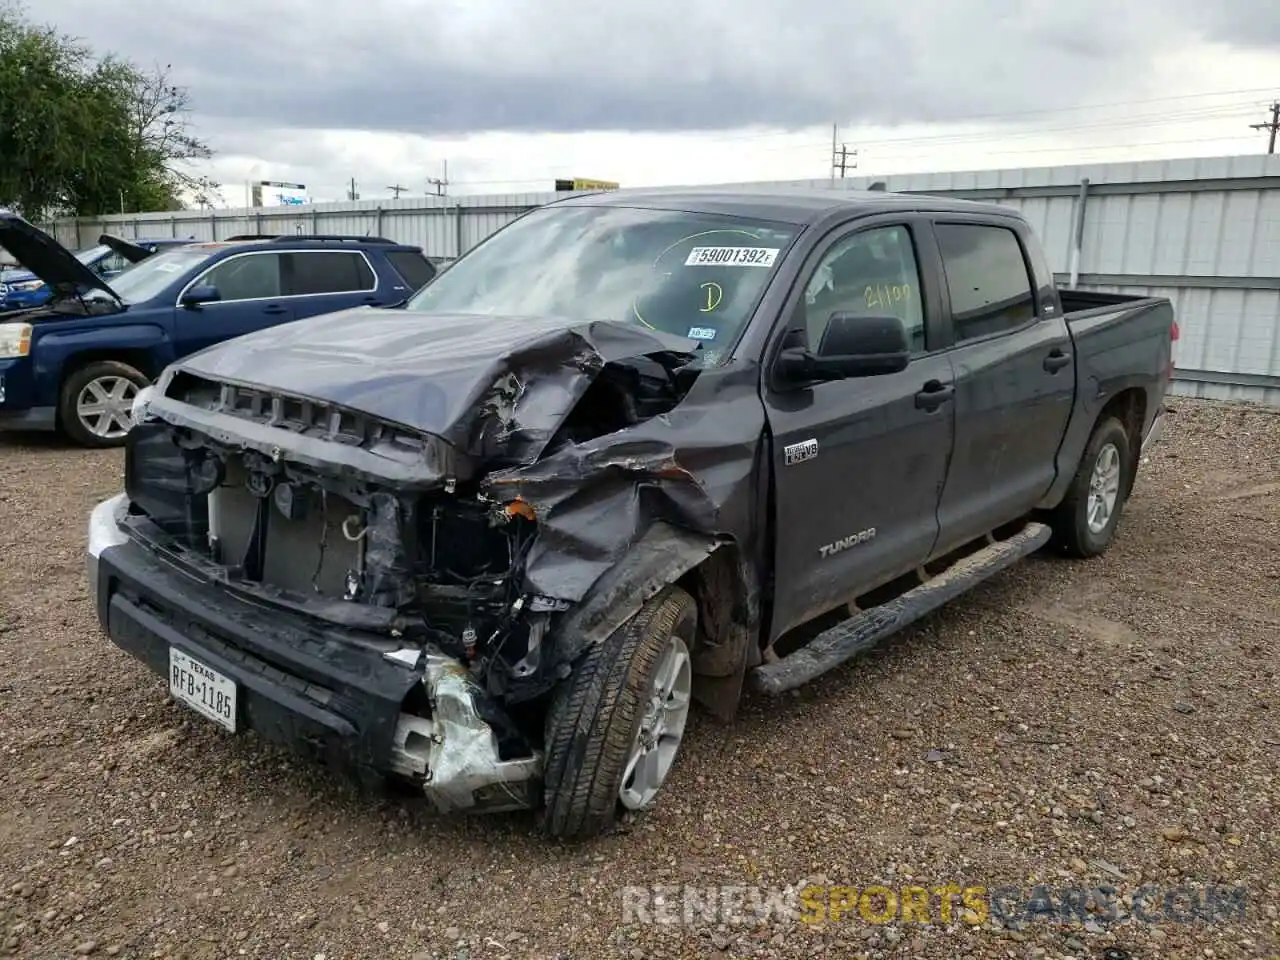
[387,183,407,199]
[667,86,1280,148]
[445,105,1259,185]
[431,99,1263,180]
[445,130,1263,189]
[368,91,1275,193]
[1250,101,1280,155]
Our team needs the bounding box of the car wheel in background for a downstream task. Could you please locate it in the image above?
[59,360,149,448]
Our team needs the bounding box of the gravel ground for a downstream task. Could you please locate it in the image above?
[0,397,1277,960]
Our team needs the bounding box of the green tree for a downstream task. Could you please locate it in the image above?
[0,3,217,219]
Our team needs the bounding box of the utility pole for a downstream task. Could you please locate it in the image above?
[1251,101,1280,155]
[346,177,360,201]
[829,124,837,183]
[426,160,449,197]
[387,184,407,199]
[832,143,858,178]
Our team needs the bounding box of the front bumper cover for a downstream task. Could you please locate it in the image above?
[87,495,542,813]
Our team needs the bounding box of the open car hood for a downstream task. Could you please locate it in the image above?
[0,212,120,301]
[158,307,699,464]
[98,233,156,265]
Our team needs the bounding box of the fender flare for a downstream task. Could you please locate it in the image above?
[550,521,757,721]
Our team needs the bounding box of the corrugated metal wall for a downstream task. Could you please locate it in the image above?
[43,192,560,256]
[42,153,1280,404]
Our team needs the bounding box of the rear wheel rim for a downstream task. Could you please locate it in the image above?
[76,375,138,440]
[619,634,692,810]
[1086,441,1122,534]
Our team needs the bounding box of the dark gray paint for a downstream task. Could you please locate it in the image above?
[139,187,1174,708]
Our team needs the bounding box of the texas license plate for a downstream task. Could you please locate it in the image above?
[169,647,237,732]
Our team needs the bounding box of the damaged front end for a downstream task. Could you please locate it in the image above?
[108,311,713,814]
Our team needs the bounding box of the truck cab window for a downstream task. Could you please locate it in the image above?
[934,223,1037,341]
[803,225,925,353]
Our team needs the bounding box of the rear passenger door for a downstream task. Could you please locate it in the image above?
[283,250,382,317]
[929,218,1075,554]
[174,252,293,356]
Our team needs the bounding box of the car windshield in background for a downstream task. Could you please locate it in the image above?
[100,248,215,304]
[404,205,800,362]
[73,244,111,264]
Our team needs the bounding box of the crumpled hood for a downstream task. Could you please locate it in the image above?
[161,307,699,464]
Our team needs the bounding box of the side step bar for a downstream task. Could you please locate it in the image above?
[750,521,1052,695]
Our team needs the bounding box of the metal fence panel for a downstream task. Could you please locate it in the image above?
[25,153,1280,403]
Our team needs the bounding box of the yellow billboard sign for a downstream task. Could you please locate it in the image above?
[555,178,620,191]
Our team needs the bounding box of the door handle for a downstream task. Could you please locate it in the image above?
[914,380,955,410]
[1043,348,1072,372]
[263,304,288,315]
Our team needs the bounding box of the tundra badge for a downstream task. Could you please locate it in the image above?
[819,528,876,558]
[784,438,819,466]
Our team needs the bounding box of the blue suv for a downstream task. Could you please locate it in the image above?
[0,214,440,447]
[0,234,195,312]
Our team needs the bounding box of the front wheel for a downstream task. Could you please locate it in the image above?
[58,360,149,448]
[1049,416,1132,557]
[541,586,697,840]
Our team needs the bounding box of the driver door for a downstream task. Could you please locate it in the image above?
[762,219,957,640]
[174,252,294,356]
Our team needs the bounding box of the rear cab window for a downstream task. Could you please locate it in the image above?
[934,223,1037,341]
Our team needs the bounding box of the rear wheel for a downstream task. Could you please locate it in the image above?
[1049,416,1132,557]
[59,360,149,448]
[541,586,696,840]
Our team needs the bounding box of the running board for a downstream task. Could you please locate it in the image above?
[750,521,1052,695]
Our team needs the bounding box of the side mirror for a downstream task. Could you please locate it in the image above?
[777,313,910,384]
[181,284,220,308]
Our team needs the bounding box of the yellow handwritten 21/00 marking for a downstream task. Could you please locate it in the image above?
[700,281,723,313]
[865,283,911,311]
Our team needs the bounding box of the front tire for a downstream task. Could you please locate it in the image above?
[59,360,149,448]
[1049,416,1132,558]
[541,586,697,840]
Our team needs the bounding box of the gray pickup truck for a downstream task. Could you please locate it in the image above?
[86,187,1176,839]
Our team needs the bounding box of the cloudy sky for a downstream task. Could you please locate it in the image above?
[33,0,1280,204]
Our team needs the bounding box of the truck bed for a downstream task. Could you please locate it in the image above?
[1058,288,1159,315]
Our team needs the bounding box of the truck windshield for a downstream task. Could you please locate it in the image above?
[99,248,216,304]
[403,205,799,361]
